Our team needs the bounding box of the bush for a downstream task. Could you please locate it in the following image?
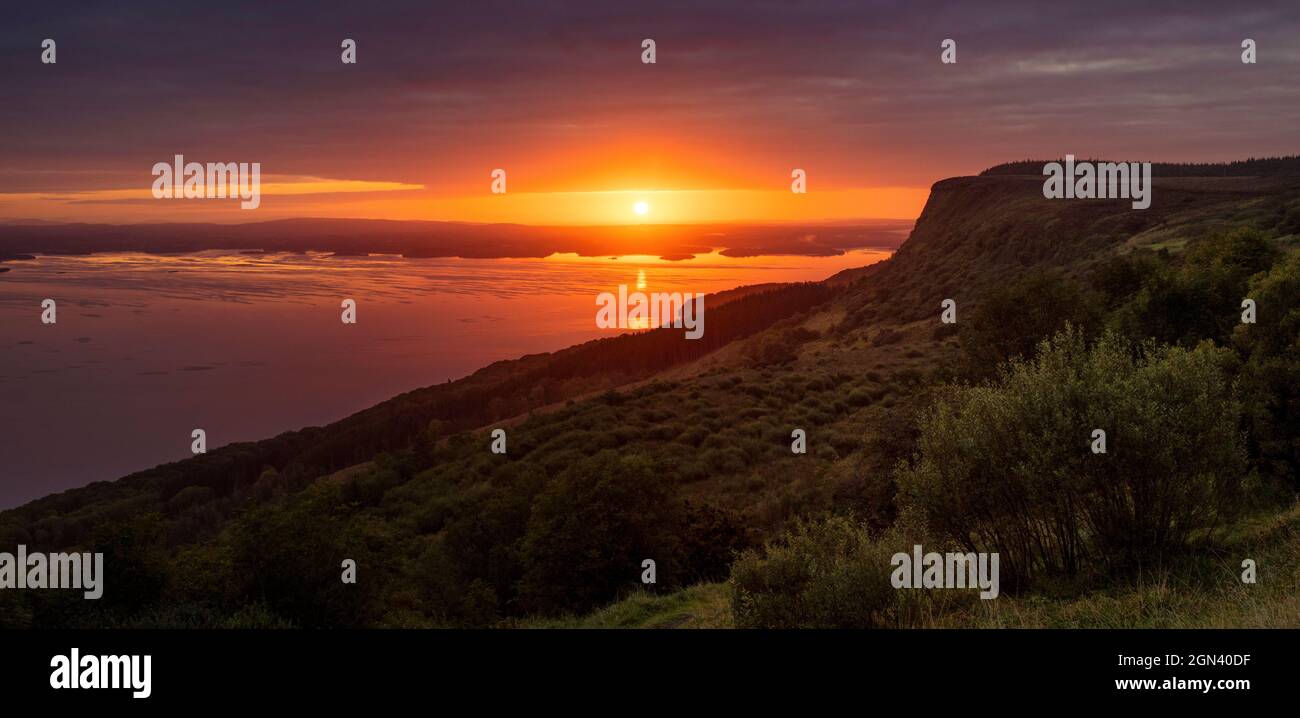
[516,452,730,615]
[730,517,911,628]
[959,270,1103,376]
[897,327,1246,588]
[932,323,959,341]
[1109,227,1279,347]
[871,327,905,347]
[1234,250,1300,488]
[847,388,874,406]
[746,326,820,366]
[228,486,395,627]
[1088,251,1164,308]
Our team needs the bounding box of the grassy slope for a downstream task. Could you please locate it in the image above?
[5,171,1300,628]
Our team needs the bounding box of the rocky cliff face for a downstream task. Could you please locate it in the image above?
[839,173,1300,326]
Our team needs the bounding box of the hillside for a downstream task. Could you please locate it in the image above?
[4,167,1299,628]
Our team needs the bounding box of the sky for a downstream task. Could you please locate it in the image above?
[1,0,1298,224]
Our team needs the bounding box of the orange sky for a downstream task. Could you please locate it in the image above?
[6,2,1295,227]
[0,173,929,225]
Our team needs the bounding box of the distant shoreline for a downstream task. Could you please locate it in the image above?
[0,217,913,264]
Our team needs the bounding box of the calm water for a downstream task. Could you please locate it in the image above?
[0,248,890,508]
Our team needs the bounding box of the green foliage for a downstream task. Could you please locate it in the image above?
[1234,249,1300,356]
[516,452,741,616]
[1088,250,1167,309]
[729,517,919,628]
[959,270,1103,376]
[1235,251,1300,488]
[226,485,395,627]
[745,326,819,366]
[1108,227,1279,347]
[898,328,1247,588]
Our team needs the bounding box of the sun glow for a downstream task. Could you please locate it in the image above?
[633,200,650,216]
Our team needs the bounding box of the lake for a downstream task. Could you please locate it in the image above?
[0,247,891,508]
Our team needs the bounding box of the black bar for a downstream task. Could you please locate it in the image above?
[0,629,1286,707]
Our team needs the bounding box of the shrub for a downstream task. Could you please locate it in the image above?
[932,323,959,341]
[1234,251,1300,488]
[1109,227,1280,347]
[516,452,733,616]
[897,327,1246,588]
[730,517,931,628]
[1088,250,1165,309]
[871,327,904,347]
[228,487,395,627]
[746,326,820,366]
[165,485,215,513]
[959,270,1102,375]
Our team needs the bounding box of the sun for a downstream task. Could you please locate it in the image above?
[633,200,650,216]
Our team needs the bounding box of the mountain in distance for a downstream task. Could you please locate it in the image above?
[0,218,913,263]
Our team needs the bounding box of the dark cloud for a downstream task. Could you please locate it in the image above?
[1,0,1297,195]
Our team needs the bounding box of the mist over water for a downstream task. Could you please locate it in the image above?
[0,248,889,508]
